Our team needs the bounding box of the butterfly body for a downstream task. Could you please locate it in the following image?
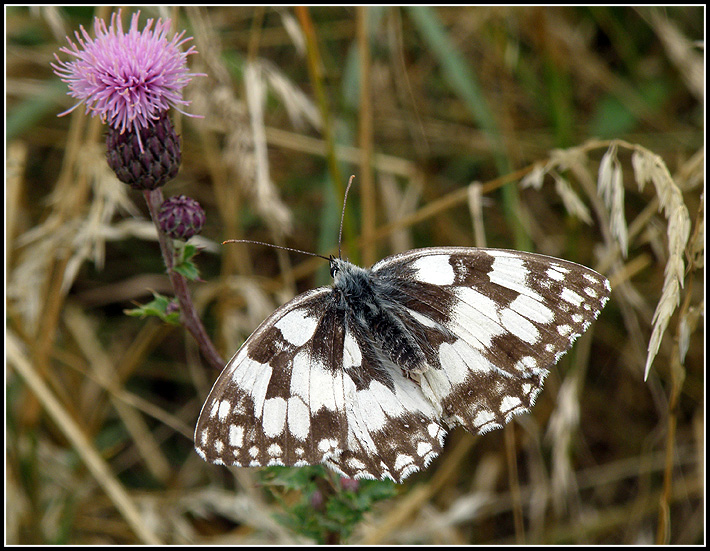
[195,247,610,482]
[331,256,439,378]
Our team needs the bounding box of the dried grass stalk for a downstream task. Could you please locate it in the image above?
[630,145,691,380]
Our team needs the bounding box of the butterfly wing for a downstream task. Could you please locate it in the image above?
[194,287,352,470]
[324,318,446,481]
[371,247,611,434]
[195,282,447,482]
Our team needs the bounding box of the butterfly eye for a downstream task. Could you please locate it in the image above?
[328,255,341,278]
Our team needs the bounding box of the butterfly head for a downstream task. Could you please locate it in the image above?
[329,256,357,284]
[329,256,372,298]
[329,254,341,279]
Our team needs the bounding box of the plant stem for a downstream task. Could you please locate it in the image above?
[143,189,224,371]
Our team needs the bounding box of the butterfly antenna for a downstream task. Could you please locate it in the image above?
[338,175,355,259]
[222,239,330,262]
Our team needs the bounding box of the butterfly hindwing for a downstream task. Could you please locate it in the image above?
[328,322,446,481]
[195,283,448,482]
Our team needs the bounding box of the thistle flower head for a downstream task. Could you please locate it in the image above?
[51,9,204,138]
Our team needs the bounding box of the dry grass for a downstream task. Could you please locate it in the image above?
[6,6,704,544]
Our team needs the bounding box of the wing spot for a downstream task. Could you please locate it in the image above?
[546,266,566,281]
[411,254,456,285]
[398,464,420,481]
[515,356,537,372]
[394,454,415,471]
[417,441,433,457]
[406,307,440,329]
[275,308,319,346]
[501,307,540,344]
[510,294,555,324]
[229,424,244,447]
[267,443,282,457]
[560,288,584,307]
[318,438,339,454]
[287,396,311,440]
[583,286,598,298]
[489,255,529,293]
[500,395,523,414]
[473,408,496,429]
[218,400,231,421]
[347,458,366,470]
[343,329,362,369]
[262,397,287,438]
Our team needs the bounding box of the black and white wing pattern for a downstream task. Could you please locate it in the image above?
[195,247,610,482]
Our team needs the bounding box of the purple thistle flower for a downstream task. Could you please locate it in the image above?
[51,10,204,142]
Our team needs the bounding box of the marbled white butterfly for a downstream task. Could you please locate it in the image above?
[195,187,611,483]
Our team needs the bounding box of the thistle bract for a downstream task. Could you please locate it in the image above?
[106,112,181,190]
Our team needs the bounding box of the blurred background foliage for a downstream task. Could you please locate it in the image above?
[6,6,704,544]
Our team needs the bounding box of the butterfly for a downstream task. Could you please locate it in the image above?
[195,238,610,483]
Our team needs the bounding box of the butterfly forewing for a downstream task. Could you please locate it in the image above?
[195,287,350,469]
[195,246,610,482]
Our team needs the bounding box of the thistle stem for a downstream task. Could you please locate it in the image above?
[144,189,224,371]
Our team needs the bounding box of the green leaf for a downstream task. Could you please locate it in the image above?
[173,242,202,281]
[124,292,180,325]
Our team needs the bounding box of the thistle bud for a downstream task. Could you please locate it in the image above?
[158,195,205,240]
